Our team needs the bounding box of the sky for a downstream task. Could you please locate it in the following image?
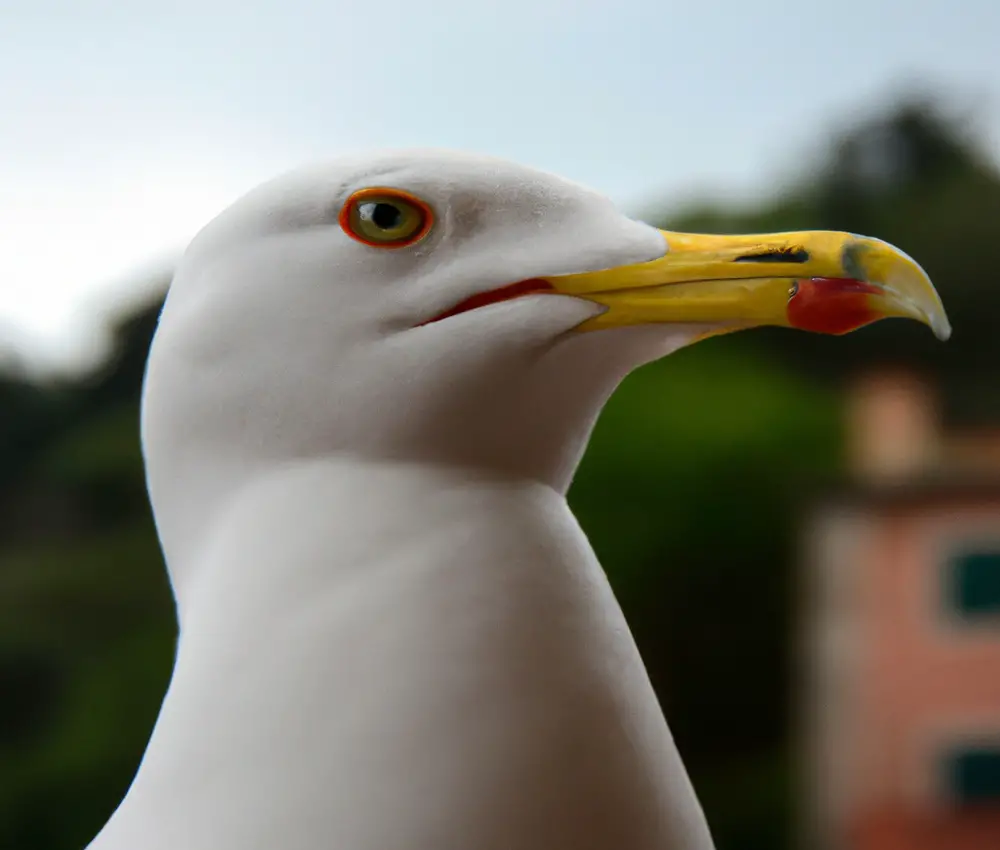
[4,0,1000,372]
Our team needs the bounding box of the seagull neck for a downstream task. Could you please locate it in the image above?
[164,456,577,619]
[97,452,719,850]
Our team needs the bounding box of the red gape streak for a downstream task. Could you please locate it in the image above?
[787,277,883,335]
[418,279,555,326]
[419,275,885,335]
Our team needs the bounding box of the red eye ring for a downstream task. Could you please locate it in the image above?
[338,187,434,248]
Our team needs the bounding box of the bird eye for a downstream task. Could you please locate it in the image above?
[339,188,433,248]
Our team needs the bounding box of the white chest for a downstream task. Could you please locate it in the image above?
[89,462,713,850]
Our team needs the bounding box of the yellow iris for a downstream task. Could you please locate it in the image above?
[342,188,432,247]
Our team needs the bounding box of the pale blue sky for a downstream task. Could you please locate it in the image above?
[4,0,999,369]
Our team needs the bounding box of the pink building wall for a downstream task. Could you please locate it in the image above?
[800,371,1000,850]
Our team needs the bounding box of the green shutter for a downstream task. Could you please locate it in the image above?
[948,551,1000,617]
[949,747,1000,803]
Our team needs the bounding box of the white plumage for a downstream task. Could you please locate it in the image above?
[86,150,947,850]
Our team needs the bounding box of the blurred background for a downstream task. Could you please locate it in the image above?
[2,2,1000,849]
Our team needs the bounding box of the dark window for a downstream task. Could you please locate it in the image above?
[946,747,1000,804]
[947,551,1000,618]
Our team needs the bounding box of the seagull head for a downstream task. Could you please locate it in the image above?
[143,150,949,559]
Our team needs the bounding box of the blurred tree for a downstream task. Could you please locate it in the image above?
[0,293,173,850]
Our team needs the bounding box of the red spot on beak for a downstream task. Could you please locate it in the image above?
[787,277,882,335]
[418,278,555,326]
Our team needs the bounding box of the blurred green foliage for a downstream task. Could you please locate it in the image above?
[1,95,998,850]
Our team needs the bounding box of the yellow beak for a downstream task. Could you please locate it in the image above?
[544,230,951,341]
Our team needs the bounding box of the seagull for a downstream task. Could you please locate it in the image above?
[87,150,949,850]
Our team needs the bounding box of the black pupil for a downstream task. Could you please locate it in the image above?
[371,202,402,230]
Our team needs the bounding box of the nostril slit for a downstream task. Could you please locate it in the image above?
[735,248,810,264]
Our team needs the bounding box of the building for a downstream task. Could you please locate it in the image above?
[800,370,1000,850]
